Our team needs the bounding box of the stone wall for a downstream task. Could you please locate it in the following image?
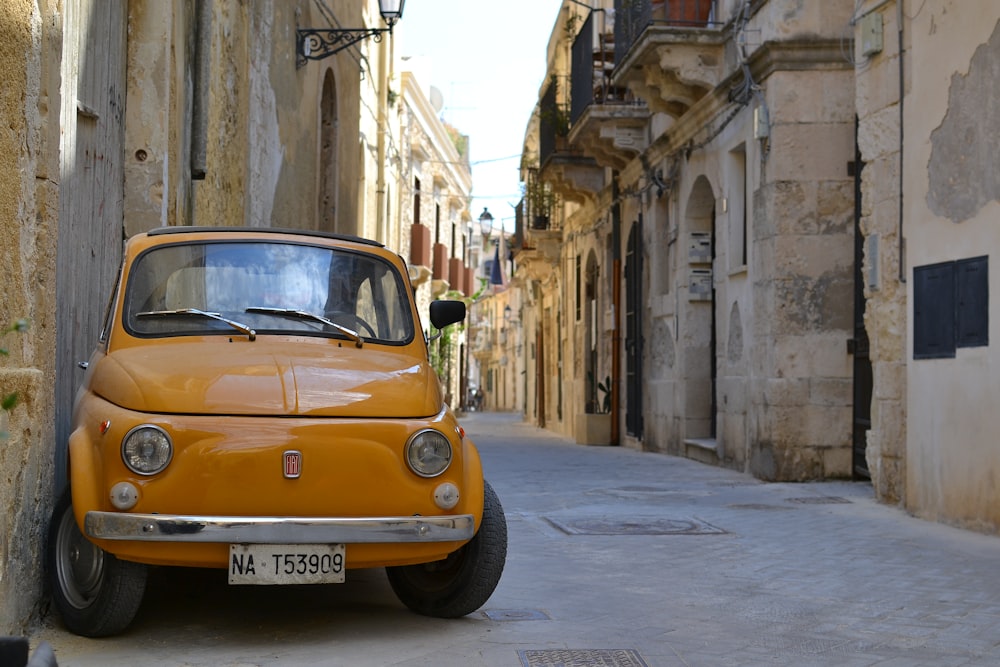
[0,0,61,634]
[854,1,907,504]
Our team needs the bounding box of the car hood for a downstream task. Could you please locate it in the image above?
[87,339,442,418]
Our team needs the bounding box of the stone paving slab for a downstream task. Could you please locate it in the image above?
[30,412,1000,666]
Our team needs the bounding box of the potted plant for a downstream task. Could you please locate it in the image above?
[577,373,612,445]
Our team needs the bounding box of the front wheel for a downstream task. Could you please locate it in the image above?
[386,481,507,618]
[47,490,147,637]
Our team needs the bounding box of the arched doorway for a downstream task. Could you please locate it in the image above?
[624,222,643,437]
[584,250,599,412]
[684,176,717,441]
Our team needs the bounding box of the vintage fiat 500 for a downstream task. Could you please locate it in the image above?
[47,227,506,637]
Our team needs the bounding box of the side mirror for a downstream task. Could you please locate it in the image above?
[429,300,466,330]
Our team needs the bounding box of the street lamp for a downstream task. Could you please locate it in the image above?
[478,207,494,240]
[298,0,406,67]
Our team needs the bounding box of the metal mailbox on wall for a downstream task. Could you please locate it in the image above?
[689,268,713,301]
[688,232,712,264]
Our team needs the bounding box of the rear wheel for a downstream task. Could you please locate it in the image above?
[386,481,507,617]
[47,490,147,637]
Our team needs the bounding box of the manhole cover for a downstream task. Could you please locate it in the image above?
[727,503,794,511]
[483,609,550,621]
[785,496,851,505]
[519,649,649,667]
[544,517,726,536]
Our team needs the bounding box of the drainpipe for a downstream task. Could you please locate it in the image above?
[611,178,622,445]
[897,0,905,282]
[376,25,390,243]
[191,0,212,182]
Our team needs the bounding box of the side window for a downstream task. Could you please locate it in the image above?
[100,258,126,343]
[356,278,376,334]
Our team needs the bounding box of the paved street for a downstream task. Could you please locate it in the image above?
[31,411,1000,666]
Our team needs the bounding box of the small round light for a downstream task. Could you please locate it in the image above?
[122,425,173,475]
[110,481,139,510]
[405,429,453,477]
[434,482,460,510]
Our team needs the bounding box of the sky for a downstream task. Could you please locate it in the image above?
[395,0,565,234]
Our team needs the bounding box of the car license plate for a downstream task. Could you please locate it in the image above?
[228,544,345,585]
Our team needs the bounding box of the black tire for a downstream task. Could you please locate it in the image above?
[46,490,147,637]
[386,481,507,618]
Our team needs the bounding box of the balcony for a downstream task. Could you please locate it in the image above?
[567,11,650,170]
[537,76,604,206]
[514,191,561,283]
[611,0,725,118]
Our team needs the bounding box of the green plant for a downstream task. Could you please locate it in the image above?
[564,13,580,38]
[586,371,612,414]
[597,375,612,413]
[1,318,29,438]
[539,75,571,137]
[522,177,557,226]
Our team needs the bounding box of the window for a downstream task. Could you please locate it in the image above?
[728,144,747,271]
[913,256,988,359]
[575,254,581,321]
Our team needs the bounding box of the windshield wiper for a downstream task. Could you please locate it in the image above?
[136,308,256,342]
[244,307,363,348]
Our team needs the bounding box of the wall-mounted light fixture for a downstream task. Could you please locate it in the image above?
[298,0,405,67]
[478,207,494,240]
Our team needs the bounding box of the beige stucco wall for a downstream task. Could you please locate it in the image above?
[857,0,1000,531]
[0,0,60,634]
[900,3,1000,530]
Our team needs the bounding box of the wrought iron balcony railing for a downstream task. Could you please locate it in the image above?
[614,0,716,64]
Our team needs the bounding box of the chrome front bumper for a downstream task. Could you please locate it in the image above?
[85,511,475,544]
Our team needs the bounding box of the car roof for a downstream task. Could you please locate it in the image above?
[145,226,384,248]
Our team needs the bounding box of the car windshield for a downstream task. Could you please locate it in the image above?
[123,240,414,344]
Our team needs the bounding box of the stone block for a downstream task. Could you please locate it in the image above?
[810,377,852,407]
[764,403,852,449]
[855,54,902,116]
[822,443,854,477]
[857,105,900,162]
[773,235,852,278]
[872,360,905,401]
[772,333,852,379]
[719,412,747,466]
[761,377,810,407]
[768,122,855,183]
[768,69,856,124]
[872,397,906,458]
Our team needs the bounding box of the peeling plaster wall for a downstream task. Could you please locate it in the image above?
[0,0,60,634]
[902,3,1000,531]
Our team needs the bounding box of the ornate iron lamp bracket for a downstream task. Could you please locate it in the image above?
[296,27,389,67]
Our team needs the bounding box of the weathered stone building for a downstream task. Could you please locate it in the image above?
[398,68,475,408]
[517,0,858,479]
[0,0,422,634]
[512,0,1000,537]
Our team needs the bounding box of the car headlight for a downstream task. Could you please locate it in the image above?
[122,425,173,475]
[405,429,453,477]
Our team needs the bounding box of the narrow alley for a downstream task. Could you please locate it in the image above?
[33,412,1000,666]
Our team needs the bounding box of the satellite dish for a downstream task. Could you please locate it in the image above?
[429,86,444,113]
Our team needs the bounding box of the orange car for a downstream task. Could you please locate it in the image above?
[47,227,506,637]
